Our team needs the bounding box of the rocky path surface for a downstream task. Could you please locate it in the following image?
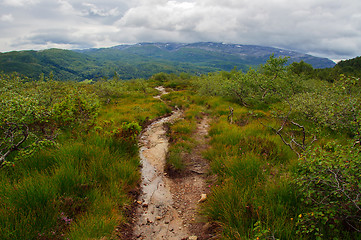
[167,115,215,240]
[133,87,214,240]
[134,109,186,240]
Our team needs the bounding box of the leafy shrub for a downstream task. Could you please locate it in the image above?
[294,142,361,238]
[52,89,100,129]
[92,78,125,99]
[290,75,360,141]
[0,74,100,167]
[193,55,306,108]
[151,72,170,83]
[291,91,355,132]
[111,122,141,143]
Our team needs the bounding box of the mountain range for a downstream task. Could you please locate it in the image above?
[0,42,336,81]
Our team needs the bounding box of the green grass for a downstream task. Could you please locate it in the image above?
[162,90,301,239]
[0,173,58,239]
[0,133,139,239]
[166,118,196,171]
[97,91,171,127]
[0,84,172,239]
[164,92,204,172]
[160,90,198,109]
[66,191,120,240]
[166,146,186,171]
[198,95,303,239]
[2,73,357,239]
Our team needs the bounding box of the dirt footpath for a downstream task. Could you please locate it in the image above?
[133,111,216,240]
[167,115,217,240]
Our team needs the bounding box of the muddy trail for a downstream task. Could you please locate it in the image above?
[132,87,215,240]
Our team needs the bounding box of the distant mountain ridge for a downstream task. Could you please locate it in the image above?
[80,42,335,69]
[0,42,336,81]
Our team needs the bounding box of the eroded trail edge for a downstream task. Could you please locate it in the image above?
[134,109,185,239]
[134,86,186,239]
[133,87,212,239]
[167,115,215,240]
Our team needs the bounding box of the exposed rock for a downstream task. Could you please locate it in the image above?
[134,95,213,239]
[198,194,207,203]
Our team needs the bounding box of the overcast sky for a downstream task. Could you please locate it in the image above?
[0,0,360,60]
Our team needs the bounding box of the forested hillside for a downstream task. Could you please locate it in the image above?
[0,54,360,239]
[337,56,361,78]
[0,42,335,81]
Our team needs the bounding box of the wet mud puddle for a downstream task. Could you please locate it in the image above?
[134,87,188,239]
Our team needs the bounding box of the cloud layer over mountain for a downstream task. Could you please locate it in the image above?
[1,0,360,60]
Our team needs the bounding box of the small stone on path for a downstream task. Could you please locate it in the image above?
[198,194,207,203]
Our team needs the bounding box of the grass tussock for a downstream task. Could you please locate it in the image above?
[200,97,302,239]
[164,91,204,172]
[98,92,171,128]
[166,117,196,172]
[0,134,139,239]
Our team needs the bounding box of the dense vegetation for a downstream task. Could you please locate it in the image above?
[337,56,361,78]
[0,53,360,239]
[189,56,360,239]
[0,74,171,239]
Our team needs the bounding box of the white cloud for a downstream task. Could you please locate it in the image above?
[118,1,196,30]
[0,13,14,22]
[115,0,361,59]
[81,3,120,17]
[2,0,39,7]
[57,0,78,15]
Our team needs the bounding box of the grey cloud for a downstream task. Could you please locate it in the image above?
[81,3,120,17]
[29,30,89,46]
[0,0,360,60]
[116,0,361,59]
[0,14,14,22]
[12,24,121,50]
[11,29,94,49]
[2,0,40,7]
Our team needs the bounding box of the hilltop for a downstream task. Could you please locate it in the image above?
[0,42,335,81]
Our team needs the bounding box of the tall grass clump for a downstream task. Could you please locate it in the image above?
[0,86,151,239]
[0,173,58,239]
[161,90,193,109]
[66,190,121,240]
[0,131,140,239]
[166,146,186,171]
[202,99,300,239]
[97,88,171,128]
[166,118,196,172]
[164,91,206,172]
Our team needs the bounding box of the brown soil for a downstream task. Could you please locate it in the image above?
[166,115,218,240]
[118,87,217,240]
